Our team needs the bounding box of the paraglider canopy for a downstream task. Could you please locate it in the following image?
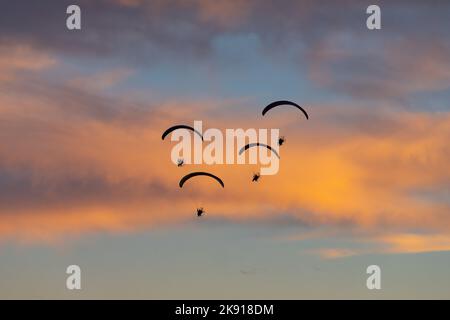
[239,142,280,159]
[179,172,225,188]
[161,124,204,141]
[262,100,309,120]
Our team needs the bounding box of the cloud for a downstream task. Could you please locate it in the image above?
[0,42,56,83]
[1,1,449,256]
[69,68,135,91]
[3,0,449,70]
[0,66,449,248]
[315,248,358,259]
[307,232,450,259]
[379,234,450,254]
[308,34,450,100]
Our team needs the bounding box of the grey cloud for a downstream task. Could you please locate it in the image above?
[0,167,178,213]
[2,0,448,65]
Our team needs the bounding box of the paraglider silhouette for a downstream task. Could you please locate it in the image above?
[179,172,224,217]
[179,172,225,188]
[196,207,205,217]
[161,124,204,141]
[262,100,309,120]
[238,142,280,159]
[163,99,310,215]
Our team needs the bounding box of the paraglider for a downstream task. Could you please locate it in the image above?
[196,207,205,217]
[179,171,225,188]
[161,98,311,218]
[262,100,309,120]
[252,172,261,182]
[161,124,204,141]
[179,172,224,217]
[238,142,280,159]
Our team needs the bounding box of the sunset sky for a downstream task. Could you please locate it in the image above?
[0,0,449,299]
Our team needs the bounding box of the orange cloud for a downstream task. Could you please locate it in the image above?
[379,234,450,254]
[111,0,253,27]
[310,233,450,259]
[1,91,449,247]
[314,248,358,259]
[0,46,449,254]
[69,68,135,91]
[0,42,56,83]
[193,0,252,27]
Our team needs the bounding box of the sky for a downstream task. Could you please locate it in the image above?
[0,0,449,299]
